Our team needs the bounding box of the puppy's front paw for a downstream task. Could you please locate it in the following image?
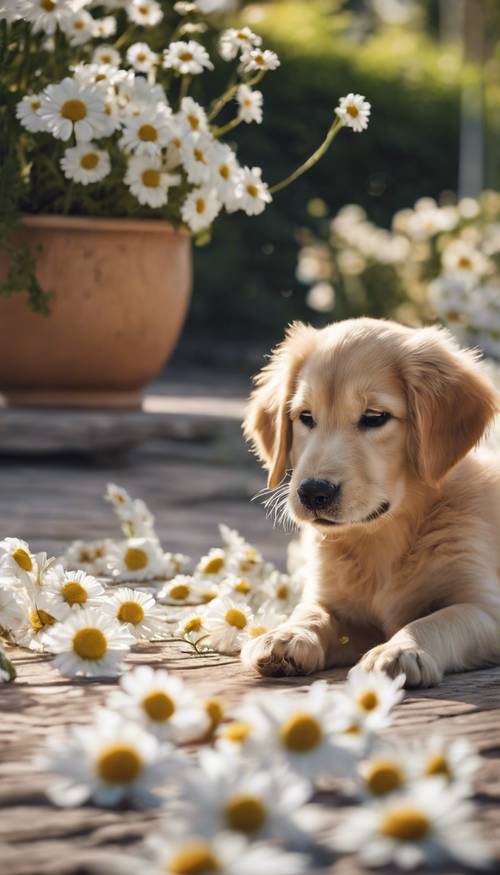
[241,623,326,677]
[356,642,442,688]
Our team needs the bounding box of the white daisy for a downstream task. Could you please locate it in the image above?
[200,596,253,654]
[14,589,71,652]
[442,239,490,279]
[120,108,172,156]
[0,537,36,584]
[219,26,262,61]
[109,665,210,742]
[39,77,112,142]
[118,74,168,116]
[44,567,105,609]
[125,156,180,209]
[414,736,482,792]
[175,610,209,644]
[260,571,303,611]
[157,575,204,606]
[92,14,116,38]
[333,781,491,870]
[43,608,134,677]
[357,747,411,799]
[60,142,111,185]
[127,0,163,27]
[61,538,110,573]
[92,44,121,67]
[106,482,133,509]
[236,84,263,124]
[16,94,47,133]
[244,681,356,782]
[177,748,312,841]
[20,0,75,35]
[0,579,25,632]
[233,166,271,216]
[181,185,221,233]
[179,96,208,135]
[127,42,159,74]
[163,40,214,75]
[101,587,165,639]
[241,48,280,73]
[106,537,165,581]
[214,696,272,759]
[244,604,287,639]
[209,143,241,206]
[335,667,405,732]
[40,707,179,808]
[61,9,95,46]
[72,62,126,91]
[180,131,214,185]
[196,547,226,577]
[335,93,371,132]
[143,830,309,875]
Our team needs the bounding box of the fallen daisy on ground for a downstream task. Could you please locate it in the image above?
[102,587,166,640]
[43,608,134,677]
[200,596,254,654]
[44,567,105,609]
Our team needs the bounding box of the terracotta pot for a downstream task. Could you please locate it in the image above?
[0,215,192,409]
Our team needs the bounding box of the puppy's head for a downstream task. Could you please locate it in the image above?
[244,318,498,532]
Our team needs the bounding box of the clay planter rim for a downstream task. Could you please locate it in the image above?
[20,213,191,236]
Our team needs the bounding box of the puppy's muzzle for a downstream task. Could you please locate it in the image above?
[297,478,341,513]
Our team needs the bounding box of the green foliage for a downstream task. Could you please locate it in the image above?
[189,0,474,342]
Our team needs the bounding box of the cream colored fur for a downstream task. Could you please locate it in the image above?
[241,318,500,688]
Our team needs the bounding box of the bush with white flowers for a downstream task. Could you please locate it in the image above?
[1,0,370,311]
[297,191,500,361]
[0,482,494,871]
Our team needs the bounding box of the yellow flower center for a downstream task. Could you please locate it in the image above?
[124,547,148,570]
[142,169,160,188]
[364,760,405,796]
[40,0,55,10]
[243,98,252,107]
[101,53,112,63]
[97,744,142,784]
[143,690,175,721]
[61,99,87,122]
[446,310,461,322]
[80,152,99,170]
[425,754,451,778]
[224,793,266,834]
[137,53,147,62]
[202,556,224,574]
[117,600,145,625]
[381,807,430,841]
[184,616,202,633]
[195,198,206,214]
[73,627,107,660]
[347,104,359,118]
[13,548,33,572]
[169,843,220,875]
[234,579,250,594]
[357,690,379,711]
[458,256,472,269]
[73,18,84,29]
[254,54,265,66]
[95,73,107,82]
[280,712,322,752]
[187,114,199,130]
[30,609,55,632]
[224,721,250,744]
[205,698,224,728]
[344,723,362,735]
[31,99,41,111]
[179,51,194,62]
[225,608,247,630]
[276,584,288,600]
[170,584,190,601]
[193,148,206,164]
[250,625,267,637]
[246,184,258,198]
[173,136,181,148]
[219,164,230,180]
[62,581,88,605]
[202,592,216,603]
[138,123,158,142]
[138,4,149,14]
[237,31,249,40]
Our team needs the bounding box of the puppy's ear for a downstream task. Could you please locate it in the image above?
[403,327,499,484]
[243,322,315,489]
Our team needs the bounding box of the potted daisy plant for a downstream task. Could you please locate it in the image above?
[0,0,370,408]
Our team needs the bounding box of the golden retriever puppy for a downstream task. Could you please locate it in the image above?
[241,318,500,687]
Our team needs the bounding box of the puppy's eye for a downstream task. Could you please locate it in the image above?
[299,411,315,429]
[359,410,391,429]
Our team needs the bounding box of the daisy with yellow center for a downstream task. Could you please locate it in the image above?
[335,93,371,133]
[333,781,490,870]
[127,42,159,74]
[358,749,409,798]
[196,548,226,577]
[127,0,163,27]
[236,84,263,125]
[102,587,165,640]
[145,830,309,875]
[41,708,177,808]
[234,166,272,217]
[92,45,121,68]
[14,588,71,652]
[415,736,482,792]
[106,536,166,581]
[61,9,94,47]
[109,665,209,742]
[241,48,280,73]
[163,40,213,75]
[181,185,222,233]
[61,539,110,574]
[219,26,262,61]
[158,575,204,606]
[246,681,355,782]
[0,537,36,585]
[244,606,287,641]
[180,131,214,186]
[174,611,209,647]
[16,93,47,133]
[442,239,490,279]
[201,597,253,654]
[21,0,74,36]
[125,156,181,209]
[179,97,208,137]
[334,666,405,733]
[44,567,105,610]
[43,608,134,677]
[178,748,312,842]
[60,142,111,185]
[39,76,113,142]
[120,108,173,157]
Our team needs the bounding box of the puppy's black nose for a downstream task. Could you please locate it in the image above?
[297,478,341,512]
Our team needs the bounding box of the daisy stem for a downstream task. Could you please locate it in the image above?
[207,70,265,123]
[211,116,242,139]
[113,27,135,52]
[178,74,192,107]
[269,116,344,195]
